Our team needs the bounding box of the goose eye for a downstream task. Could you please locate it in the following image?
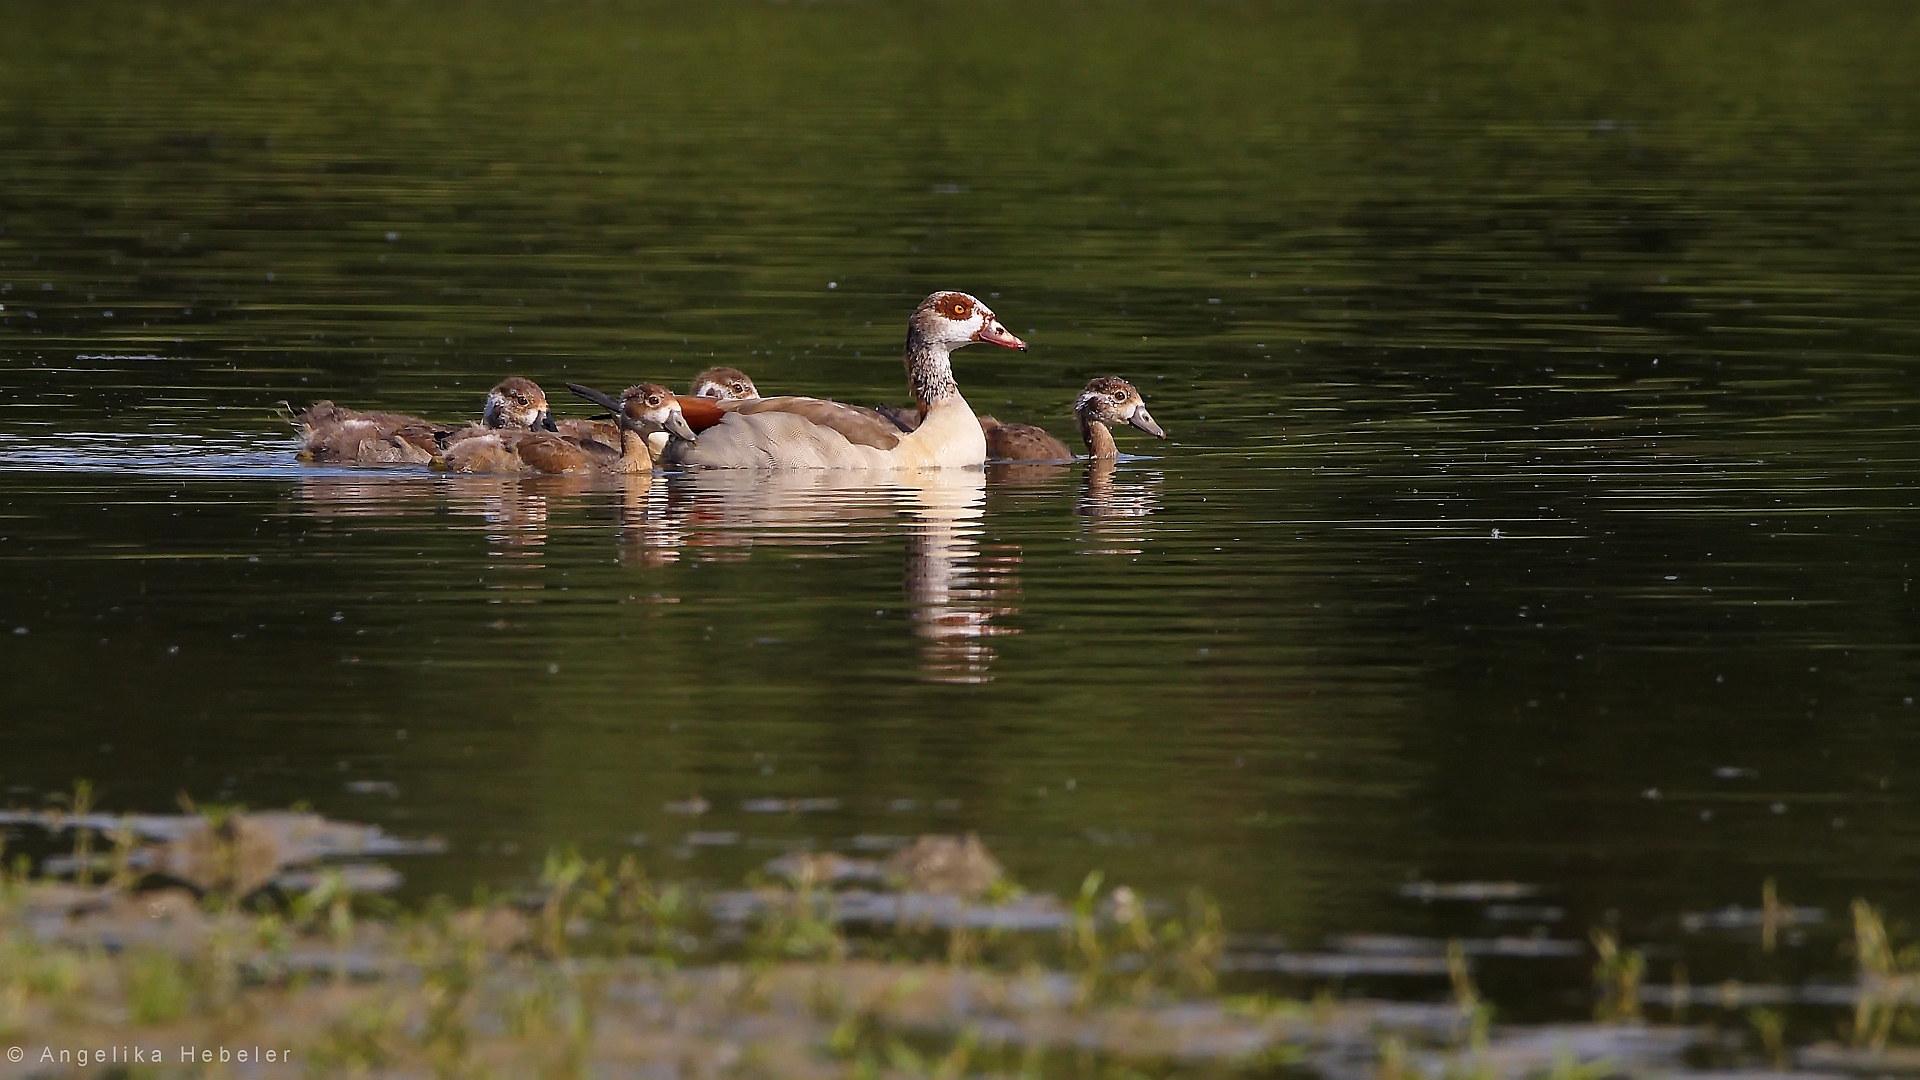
[948,301,968,318]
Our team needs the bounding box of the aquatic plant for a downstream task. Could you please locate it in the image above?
[1850,898,1920,1049]
[1749,1007,1788,1070]
[1590,928,1645,1022]
[1448,938,1492,1052]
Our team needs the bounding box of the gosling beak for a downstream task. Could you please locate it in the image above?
[972,319,1027,351]
[1128,403,1166,438]
[537,411,558,432]
[665,408,697,443]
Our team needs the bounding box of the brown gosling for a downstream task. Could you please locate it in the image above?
[442,383,695,474]
[294,376,554,465]
[979,376,1166,461]
[557,367,755,457]
[688,366,761,401]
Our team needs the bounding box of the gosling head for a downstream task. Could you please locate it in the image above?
[1074,376,1165,438]
[689,366,760,401]
[910,291,1026,352]
[482,377,557,431]
[619,383,697,442]
[565,381,697,443]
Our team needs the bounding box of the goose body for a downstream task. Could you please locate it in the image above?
[666,292,1023,470]
[979,417,1073,462]
[294,404,443,465]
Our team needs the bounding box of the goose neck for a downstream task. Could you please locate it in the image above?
[619,427,657,470]
[1078,410,1118,458]
[906,338,961,409]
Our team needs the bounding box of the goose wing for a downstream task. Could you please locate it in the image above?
[555,417,620,454]
[674,395,730,433]
[513,433,594,474]
[984,421,1073,462]
[727,397,905,451]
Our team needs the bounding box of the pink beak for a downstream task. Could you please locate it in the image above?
[973,319,1027,351]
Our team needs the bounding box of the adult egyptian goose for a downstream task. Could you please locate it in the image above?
[979,376,1165,461]
[442,383,694,474]
[293,376,556,465]
[664,291,1023,469]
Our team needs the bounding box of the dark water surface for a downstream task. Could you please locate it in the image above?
[5,1,1920,1016]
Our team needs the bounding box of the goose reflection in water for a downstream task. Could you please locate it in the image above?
[611,474,678,568]
[662,470,1011,683]
[290,476,434,521]
[1079,459,1164,556]
[290,467,1013,681]
[444,475,579,573]
[978,457,1164,556]
[294,472,649,577]
[900,470,1014,684]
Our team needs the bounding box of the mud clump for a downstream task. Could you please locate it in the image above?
[885,831,1004,897]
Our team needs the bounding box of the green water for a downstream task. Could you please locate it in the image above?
[4,0,1920,1015]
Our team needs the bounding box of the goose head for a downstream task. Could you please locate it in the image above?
[910,292,1027,352]
[482,377,557,431]
[689,366,760,401]
[1075,376,1165,438]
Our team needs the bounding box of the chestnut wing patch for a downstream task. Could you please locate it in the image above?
[673,395,729,433]
[733,397,904,451]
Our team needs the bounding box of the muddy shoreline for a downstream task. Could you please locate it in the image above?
[4,805,1918,1078]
